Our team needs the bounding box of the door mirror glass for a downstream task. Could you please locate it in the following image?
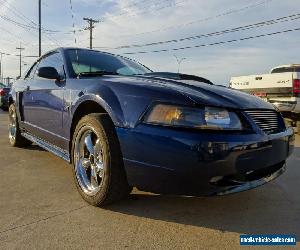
[37,67,60,80]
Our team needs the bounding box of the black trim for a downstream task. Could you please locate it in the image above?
[22,132,70,162]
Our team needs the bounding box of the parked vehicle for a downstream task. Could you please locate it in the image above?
[0,83,10,111]
[230,64,300,133]
[9,48,294,206]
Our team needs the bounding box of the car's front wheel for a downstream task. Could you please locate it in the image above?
[8,104,32,147]
[72,113,131,206]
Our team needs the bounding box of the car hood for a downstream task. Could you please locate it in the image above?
[133,73,275,110]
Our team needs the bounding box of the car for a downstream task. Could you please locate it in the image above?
[0,83,10,111]
[230,64,300,133]
[8,47,295,206]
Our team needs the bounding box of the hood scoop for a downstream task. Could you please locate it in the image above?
[143,72,213,85]
[139,72,274,110]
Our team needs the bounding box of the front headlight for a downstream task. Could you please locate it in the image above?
[144,104,242,130]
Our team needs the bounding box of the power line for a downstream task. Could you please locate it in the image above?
[69,0,78,47]
[0,51,11,56]
[0,1,63,49]
[77,0,185,41]
[0,0,42,31]
[105,0,186,21]
[115,0,153,13]
[0,14,40,31]
[0,50,39,58]
[0,13,62,49]
[94,0,159,22]
[105,0,157,18]
[0,26,38,62]
[121,26,300,55]
[117,0,187,21]
[115,0,274,38]
[0,0,76,53]
[0,0,74,34]
[0,26,30,46]
[0,2,62,33]
[95,13,300,50]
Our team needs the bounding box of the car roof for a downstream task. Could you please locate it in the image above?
[47,47,118,58]
[34,47,151,72]
[36,47,136,64]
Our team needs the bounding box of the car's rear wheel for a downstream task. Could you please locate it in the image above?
[8,104,32,147]
[72,113,131,206]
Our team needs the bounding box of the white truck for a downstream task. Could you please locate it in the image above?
[230,64,300,133]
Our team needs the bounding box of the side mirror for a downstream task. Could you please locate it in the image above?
[37,67,61,80]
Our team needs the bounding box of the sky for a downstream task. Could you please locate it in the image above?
[0,0,300,85]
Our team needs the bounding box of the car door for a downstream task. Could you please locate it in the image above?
[22,51,66,148]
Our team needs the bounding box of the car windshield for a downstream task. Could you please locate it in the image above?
[66,49,151,77]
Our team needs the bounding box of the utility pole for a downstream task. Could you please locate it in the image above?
[0,52,9,83]
[0,53,3,83]
[16,43,25,78]
[39,0,42,57]
[6,77,13,87]
[83,17,99,49]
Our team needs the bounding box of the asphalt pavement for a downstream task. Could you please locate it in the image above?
[0,110,299,249]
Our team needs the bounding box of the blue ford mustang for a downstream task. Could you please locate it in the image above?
[9,48,294,206]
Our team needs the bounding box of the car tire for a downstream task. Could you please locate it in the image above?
[8,104,32,147]
[72,113,131,207]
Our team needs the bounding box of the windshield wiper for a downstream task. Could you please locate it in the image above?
[77,71,118,77]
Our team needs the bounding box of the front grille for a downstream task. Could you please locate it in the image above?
[244,110,284,134]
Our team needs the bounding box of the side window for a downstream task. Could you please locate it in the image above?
[37,52,65,78]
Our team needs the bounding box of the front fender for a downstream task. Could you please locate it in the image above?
[71,85,126,127]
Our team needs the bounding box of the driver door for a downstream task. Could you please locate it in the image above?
[22,51,66,148]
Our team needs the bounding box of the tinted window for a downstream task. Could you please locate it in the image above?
[37,52,65,78]
[271,67,300,73]
[66,49,151,77]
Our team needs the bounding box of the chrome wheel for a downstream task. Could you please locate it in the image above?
[8,107,17,142]
[74,127,105,196]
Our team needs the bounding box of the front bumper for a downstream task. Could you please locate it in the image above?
[117,125,294,196]
[272,101,296,112]
[267,97,300,112]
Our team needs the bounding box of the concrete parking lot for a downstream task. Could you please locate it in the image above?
[0,110,299,249]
